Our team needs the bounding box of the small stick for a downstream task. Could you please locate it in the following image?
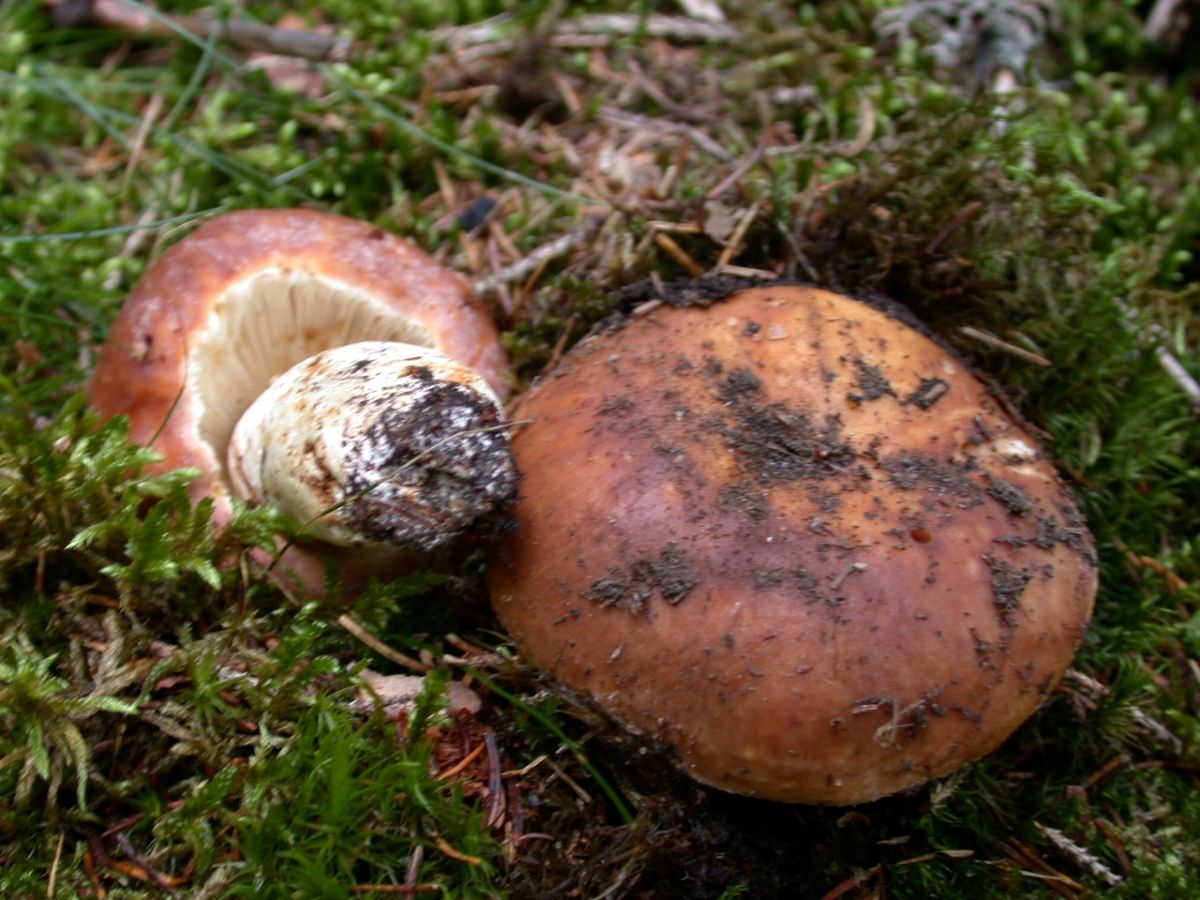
[51,0,354,61]
[1034,822,1123,887]
[432,834,483,866]
[841,94,876,158]
[404,844,425,890]
[561,13,739,42]
[717,200,762,268]
[628,58,717,123]
[336,614,431,673]
[1093,819,1133,877]
[645,220,704,234]
[1145,0,1185,41]
[829,562,867,590]
[484,730,506,828]
[544,757,593,804]
[600,108,732,162]
[47,830,66,900]
[112,832,182,894]
[925,200,984,254]
[1154,343,1200,408]
[1001,839,1084,899]
[706,141,767,201]
[654,232,705,276]
[438,13,738,47]
[714,263,778,280]
[435,741,486,781]
[119,91,164,197]
[960,326,1052,367]
[472,218,602,294]
[819,865,883,900]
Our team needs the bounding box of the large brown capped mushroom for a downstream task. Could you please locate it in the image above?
[487,283,1097,805]
[90,208,517,595]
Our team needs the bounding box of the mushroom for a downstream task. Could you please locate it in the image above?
[487,283,1097,805]
[90,208,517,595]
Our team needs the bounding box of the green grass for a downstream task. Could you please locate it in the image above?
[2,0,1199,896]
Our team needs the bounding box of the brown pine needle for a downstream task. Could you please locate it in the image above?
[435,741,487,781]
[654,232,705,276]
[960,326,1053,367]
[432,834,484,866]
[336,614,430,673]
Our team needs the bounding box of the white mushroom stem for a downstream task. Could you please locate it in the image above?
[227,341,517,550]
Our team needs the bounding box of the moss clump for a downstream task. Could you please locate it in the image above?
[2,0,1199,896]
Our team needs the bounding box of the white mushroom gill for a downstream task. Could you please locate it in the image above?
[227,341,517,550]
[188,268,436,486]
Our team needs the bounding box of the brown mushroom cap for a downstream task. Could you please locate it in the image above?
[487,284,1097,805]
[90,208,511,593]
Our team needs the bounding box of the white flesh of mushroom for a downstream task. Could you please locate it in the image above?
[227,340,516,550]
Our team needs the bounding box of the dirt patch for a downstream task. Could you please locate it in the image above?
[985,555,1032,625]
[986,476,1034,516]
[903,377,950,410]
[347,379,518,550]
[880,452,984,508]
[585,544,701,614]
[847,357,896,403]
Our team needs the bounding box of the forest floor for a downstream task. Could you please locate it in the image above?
[2,1,1200,897]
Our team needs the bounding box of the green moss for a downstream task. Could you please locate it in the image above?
[2,0,1199,895]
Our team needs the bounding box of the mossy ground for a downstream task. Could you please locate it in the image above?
[2,1,1199,897]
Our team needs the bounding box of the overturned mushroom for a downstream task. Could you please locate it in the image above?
[90,209,517,594]
[488,283,1097,805]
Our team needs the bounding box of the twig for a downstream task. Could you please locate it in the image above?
[483,729,506,828]
[434,740,486,781]
[705,141,767,200]
[1153,343,1200,408]
[1145,0,1186,42]
[471,217,603,294]
[432,834,483,866]
[829,562,867,590]
[925,200,984,253]
[820,865,883,900]
[564,13,739,41]
[1034,822,1123,887]
[47,830,66,900]
[336,614,431,673]
[600,108,733,162]
[1093,819,1133,878]
[654,232,705,276]
[960,326,1052,366]
[717,200,763,267]
[112,832,181,895]
[1128,707,1184,755]
[50,0,354,61]
[404,844,425,890]
[677,0,727,23]
[1002,838,1086,898]
[627,58,718,123]
[439,12,737,46]
[842,94,876,158]
[1114,297,1200,410]
[714,263,778,280]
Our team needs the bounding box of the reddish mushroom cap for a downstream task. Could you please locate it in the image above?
[487,284,1097,805]
[90,208,512,593]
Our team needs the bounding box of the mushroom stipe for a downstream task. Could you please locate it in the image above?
[488,283,1097,806]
